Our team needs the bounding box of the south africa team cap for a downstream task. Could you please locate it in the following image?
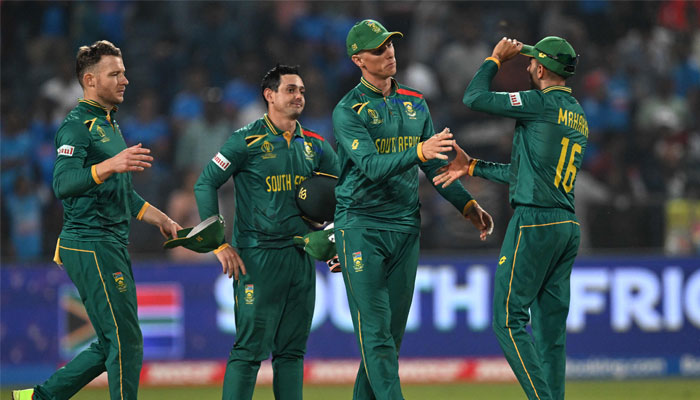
[163,215,226,253]
[520,36,578,78]
[346,19,403,57]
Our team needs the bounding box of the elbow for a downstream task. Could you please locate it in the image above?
[462,91,477,109]
[52,181,69,200]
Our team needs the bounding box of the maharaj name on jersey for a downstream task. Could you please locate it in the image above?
[557,108,589,138]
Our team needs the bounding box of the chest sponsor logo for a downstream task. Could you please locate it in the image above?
[113,272,128,292]
[212,152,231,171]
[261,140,276,159]
[367,108,382,125]
[57,144,75,156]
[509,92,522,107]
[403,101,417,119]
[244,284,255,305]
[304,142,315,161]
[352,251,364,272]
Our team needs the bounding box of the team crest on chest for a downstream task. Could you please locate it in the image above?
[304,142,315,161]
[367,109,382,125]
[261,140,276,159]
[403,102,417,119]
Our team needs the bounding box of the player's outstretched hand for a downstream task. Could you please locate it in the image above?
[491,37,523,64]
[215,245,247,280]
[109,143,153,173]
[433,142,473,188]
[421,128,454,160]
[465,202,494,241]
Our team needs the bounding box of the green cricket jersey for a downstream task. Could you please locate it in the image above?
[194,114,339,249]
[463,59,588,213]
[332,77,475,233]
[53,99,147,245]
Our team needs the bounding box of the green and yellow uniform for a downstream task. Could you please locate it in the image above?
[194,114,339,400]
[464,58,587,400]
[332,78,476,400]
[35,99,149,400]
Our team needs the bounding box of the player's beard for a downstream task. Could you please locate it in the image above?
[529,73,538,90]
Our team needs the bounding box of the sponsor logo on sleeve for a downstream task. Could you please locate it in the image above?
[57,145,75,156]
[212,152,231,171]
[509,92,523,107]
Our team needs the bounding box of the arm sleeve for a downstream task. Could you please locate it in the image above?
[52,121,100,199]
[194,132,248,220]
[463,59,544,120]
[129,190,147,219]
[332,106,421,183]
[417,106,475,214]
[472,159,511,184]
[318,139,340,177]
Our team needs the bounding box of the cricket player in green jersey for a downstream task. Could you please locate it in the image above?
[333,20,494,400]
[193,64,339,400]
[13,40,182,400]
[434,36,587,400]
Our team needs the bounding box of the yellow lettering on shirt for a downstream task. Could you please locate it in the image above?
[558,108,589,138]
[375,136,421,154]
[265,174,294,192]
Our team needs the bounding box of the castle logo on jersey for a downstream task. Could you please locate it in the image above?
[403,102,417,119]
[352,251,364,272]
[57,145,74,157]
[367,109,382,125]
[261,140,276,159]
[244,284,255,305]
[509,92,522,107]
[213,152,231,171]
[113,272,127,292]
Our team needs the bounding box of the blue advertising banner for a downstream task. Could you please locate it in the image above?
[2,256,698,381]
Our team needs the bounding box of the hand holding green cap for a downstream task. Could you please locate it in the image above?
[163,214,226,253]
[346,19,403,57]
[520,36,578,78]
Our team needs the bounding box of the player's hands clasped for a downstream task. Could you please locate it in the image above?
[433,142,472,188]
[216,245,247,280]
[491,37,523,64]
[421,128,455,160]
[465,202,494,241]
[109,143,153,173]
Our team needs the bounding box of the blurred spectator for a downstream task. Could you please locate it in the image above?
[1,109,33,196]
[121,90,171,170]
[170,66,208,133]
[4,175,47,261]
[175,87,232,174]
[39,59,83,125]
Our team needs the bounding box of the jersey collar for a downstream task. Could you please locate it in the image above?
[263,113,302,137]
[359,77,399,98]
[78,98,118,122]
[541,85,572,94]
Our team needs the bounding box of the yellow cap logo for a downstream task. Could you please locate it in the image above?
[538,52,547,58]
[352,43,358,51]
[366,21,381,33]
[298,187,307,200]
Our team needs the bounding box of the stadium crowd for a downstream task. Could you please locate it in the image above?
[2,0,699,261]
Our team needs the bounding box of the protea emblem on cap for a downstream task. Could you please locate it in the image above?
[367,21,381,33]
[352,43,358,51]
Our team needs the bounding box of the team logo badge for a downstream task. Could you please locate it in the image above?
[261,140,276,159]
[57,144,75,157]
[367,109,382,125]
[113,272,127,292]
[403,102,417,119]
[244,284,255,305]
[351,139,359,150]
[499,256,507,266]
[304,142,315,160]
[352,251,364,272]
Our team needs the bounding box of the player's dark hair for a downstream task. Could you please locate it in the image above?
[261,64,301,106]
[76,40,122,87]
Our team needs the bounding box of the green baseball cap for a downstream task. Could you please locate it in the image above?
[346,19,403,57]
[293,225,337,261]
[296,172,337,225]
[520,36,578,78]
[163,215,226,253]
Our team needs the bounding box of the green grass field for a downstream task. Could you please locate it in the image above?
[4,380,700,399]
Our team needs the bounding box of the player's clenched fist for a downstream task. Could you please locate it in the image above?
[491,37,523,63]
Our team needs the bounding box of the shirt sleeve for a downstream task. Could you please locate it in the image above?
[417,103,475,214]
[194,131,248,220]
[472,159,511,184]
[463,59,544,120]
[332,105,421,183]
[129,189,147,219]
[317,139,340,177]
[52,120,100,199]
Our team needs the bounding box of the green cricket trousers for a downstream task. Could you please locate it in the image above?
[336,228,420,400]
[492,206,580,400]
[223,246,315,400]
[35,239,143,400]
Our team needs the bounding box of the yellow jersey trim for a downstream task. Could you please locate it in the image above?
[505,219,580,400]
[78,98,118,112]
[416,142,427,162]
[58,244,125,399]
[355,102,370,115]
[462,199,476,216]
[136,202,150,220]
[213,243,230,254]
[468,159,478,176]
[53,238,63,265]
[91,165,104,184]
[485,57,501,69]
[263,114,278,135]
[84,117,98,132]
[245,134,266,147]
[542,86,572,94]
[314,171,338,179]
